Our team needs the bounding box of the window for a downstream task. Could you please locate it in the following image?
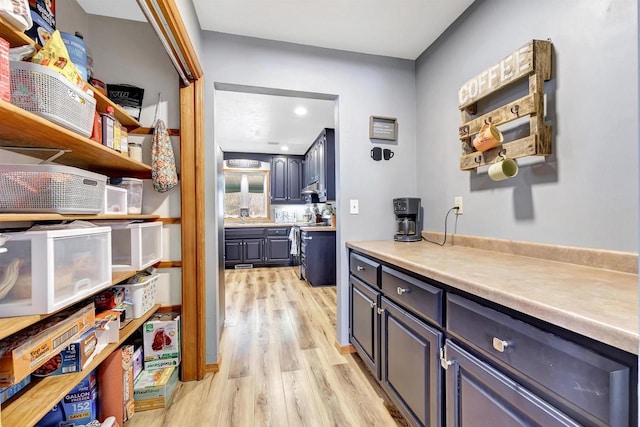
[224,171,269,218]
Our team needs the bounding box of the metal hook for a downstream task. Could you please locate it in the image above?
[484,118,492,125]
[510,105,520,116]
[499,149,507,159]
[475,155,482,164]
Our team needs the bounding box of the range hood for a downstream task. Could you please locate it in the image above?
[301,181,320,194]
[301,182,326,202]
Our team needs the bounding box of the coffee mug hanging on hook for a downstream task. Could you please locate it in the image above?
[473,121,504,152]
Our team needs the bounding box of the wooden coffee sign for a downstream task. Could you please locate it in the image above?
[457,39,552,171]
[458,40,549,110]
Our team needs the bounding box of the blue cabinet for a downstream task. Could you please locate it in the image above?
[271,156,304,204]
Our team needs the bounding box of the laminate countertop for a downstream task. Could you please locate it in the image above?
[224,222,336,232]
[346,240,639,355]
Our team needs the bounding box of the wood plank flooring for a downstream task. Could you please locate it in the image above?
[126,267,407,427]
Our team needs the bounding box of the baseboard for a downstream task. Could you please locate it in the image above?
[158,305,182,313]
[206,355,222,373]
[335,341,356,354]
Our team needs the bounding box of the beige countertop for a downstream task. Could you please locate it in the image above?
[224,222,297,228]
[346,240,639,355]
[299,226,336,232]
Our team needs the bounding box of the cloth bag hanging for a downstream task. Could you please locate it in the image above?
[151,119,178,192]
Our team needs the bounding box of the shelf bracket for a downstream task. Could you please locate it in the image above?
[1,147,72,164]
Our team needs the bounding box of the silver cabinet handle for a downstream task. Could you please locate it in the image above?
[376,307,385,315]
[492,337,509,352]
[369,301,376,308]
[302,236,313,240]
[356,265,365,271]
[397,287,409,295]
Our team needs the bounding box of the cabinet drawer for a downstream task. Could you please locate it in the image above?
[266,227,289,236]
[447,294,630,427]
[381,266,443,327]
[349,252,380,287]
[225,228,265,239]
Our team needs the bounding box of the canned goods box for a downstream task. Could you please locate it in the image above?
[0,302,95,386]
[143,312,180,371]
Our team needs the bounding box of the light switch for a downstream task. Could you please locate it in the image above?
[350,200,359,214]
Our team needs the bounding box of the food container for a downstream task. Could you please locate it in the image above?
[0,164,107,214]
[111,178,143,214]
[133,366,178,411]
[38,371,97,427]
[25,0,56,46]
[142,312,180,371]
[10,61,96,137]
[0,302,95,386]
[115,274,158,318]
[32,328,98,377]
[102,185,128,215]
[110,222,162,271]
[0,227,112,317]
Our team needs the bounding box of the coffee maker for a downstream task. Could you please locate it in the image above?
[393,197,423,242]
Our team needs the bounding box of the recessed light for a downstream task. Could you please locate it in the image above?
[294,106,307,116]
[267,141,280,145]
[281,146,289,151]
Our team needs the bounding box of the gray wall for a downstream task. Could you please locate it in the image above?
[416,0,639,252]
[202,32,417,358]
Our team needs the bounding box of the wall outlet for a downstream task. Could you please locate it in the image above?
[454,197,463,215]
[350,199,359,214]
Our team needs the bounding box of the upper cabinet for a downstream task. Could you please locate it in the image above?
[271,155,305,204]
[304,128,335,202]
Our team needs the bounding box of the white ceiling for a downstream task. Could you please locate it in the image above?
[76,0,474,155]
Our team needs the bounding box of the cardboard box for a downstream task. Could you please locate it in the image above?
[0,375,31,404]
[132,346,143,380]
[36,371,97,427]
[97,345,135,426]
[143,312,180,370]
[95,287,125,311]
[0,303,95,386]
[32,328,98,377]
[24,0,55,47]
[133,367,178,411]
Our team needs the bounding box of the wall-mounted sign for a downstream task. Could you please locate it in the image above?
[369,116,398,141]
[226,159,261,169]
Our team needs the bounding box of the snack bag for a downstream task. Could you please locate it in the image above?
[31,29,90,93]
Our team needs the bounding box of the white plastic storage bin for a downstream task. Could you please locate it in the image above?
[0,164,107,214]
[0,227,112,317]
[10,61,97,137]
[111,178,143,214]
[116,274,158,318]
[110,222,162,271]
[102,185,128,215]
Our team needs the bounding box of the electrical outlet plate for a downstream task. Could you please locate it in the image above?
[454,197,463,215]
[350,199,359,214]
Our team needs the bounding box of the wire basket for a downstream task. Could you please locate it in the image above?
[117,274,158,318]
[10,61,96,137]
[0,164,107,213]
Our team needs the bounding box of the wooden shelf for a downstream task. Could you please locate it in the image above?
[0,101,151,178]
[0,270,139,340]
[0,214,160,223]
[0,19,141,129]
[1,304,160,427]
[0,17,36,48]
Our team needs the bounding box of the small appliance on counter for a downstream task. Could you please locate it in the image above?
[393,197,423,242]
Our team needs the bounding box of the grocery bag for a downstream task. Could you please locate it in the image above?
[151,119,178,192]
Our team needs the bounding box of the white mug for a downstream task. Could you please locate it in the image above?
[488,157,518,181]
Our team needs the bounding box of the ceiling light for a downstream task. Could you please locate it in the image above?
[267,141,280,145]
[281,146,289,151]
[294,106,307,116]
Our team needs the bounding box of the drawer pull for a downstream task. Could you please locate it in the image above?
[369,301,376,309]
[492,337,509,352]
[356,265,365,271]
[397,287,409,295]
[376,307,385,315]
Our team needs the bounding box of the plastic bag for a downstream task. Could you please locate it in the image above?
[31,30,90,93]
[0,0,32,32]
[151,119,178,192]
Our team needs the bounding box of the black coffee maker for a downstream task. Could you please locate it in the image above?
[393,197,423,242]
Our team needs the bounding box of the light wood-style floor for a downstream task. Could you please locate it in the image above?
[126,267,407,427]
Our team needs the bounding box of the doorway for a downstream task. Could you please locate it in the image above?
[211,83,339,363]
